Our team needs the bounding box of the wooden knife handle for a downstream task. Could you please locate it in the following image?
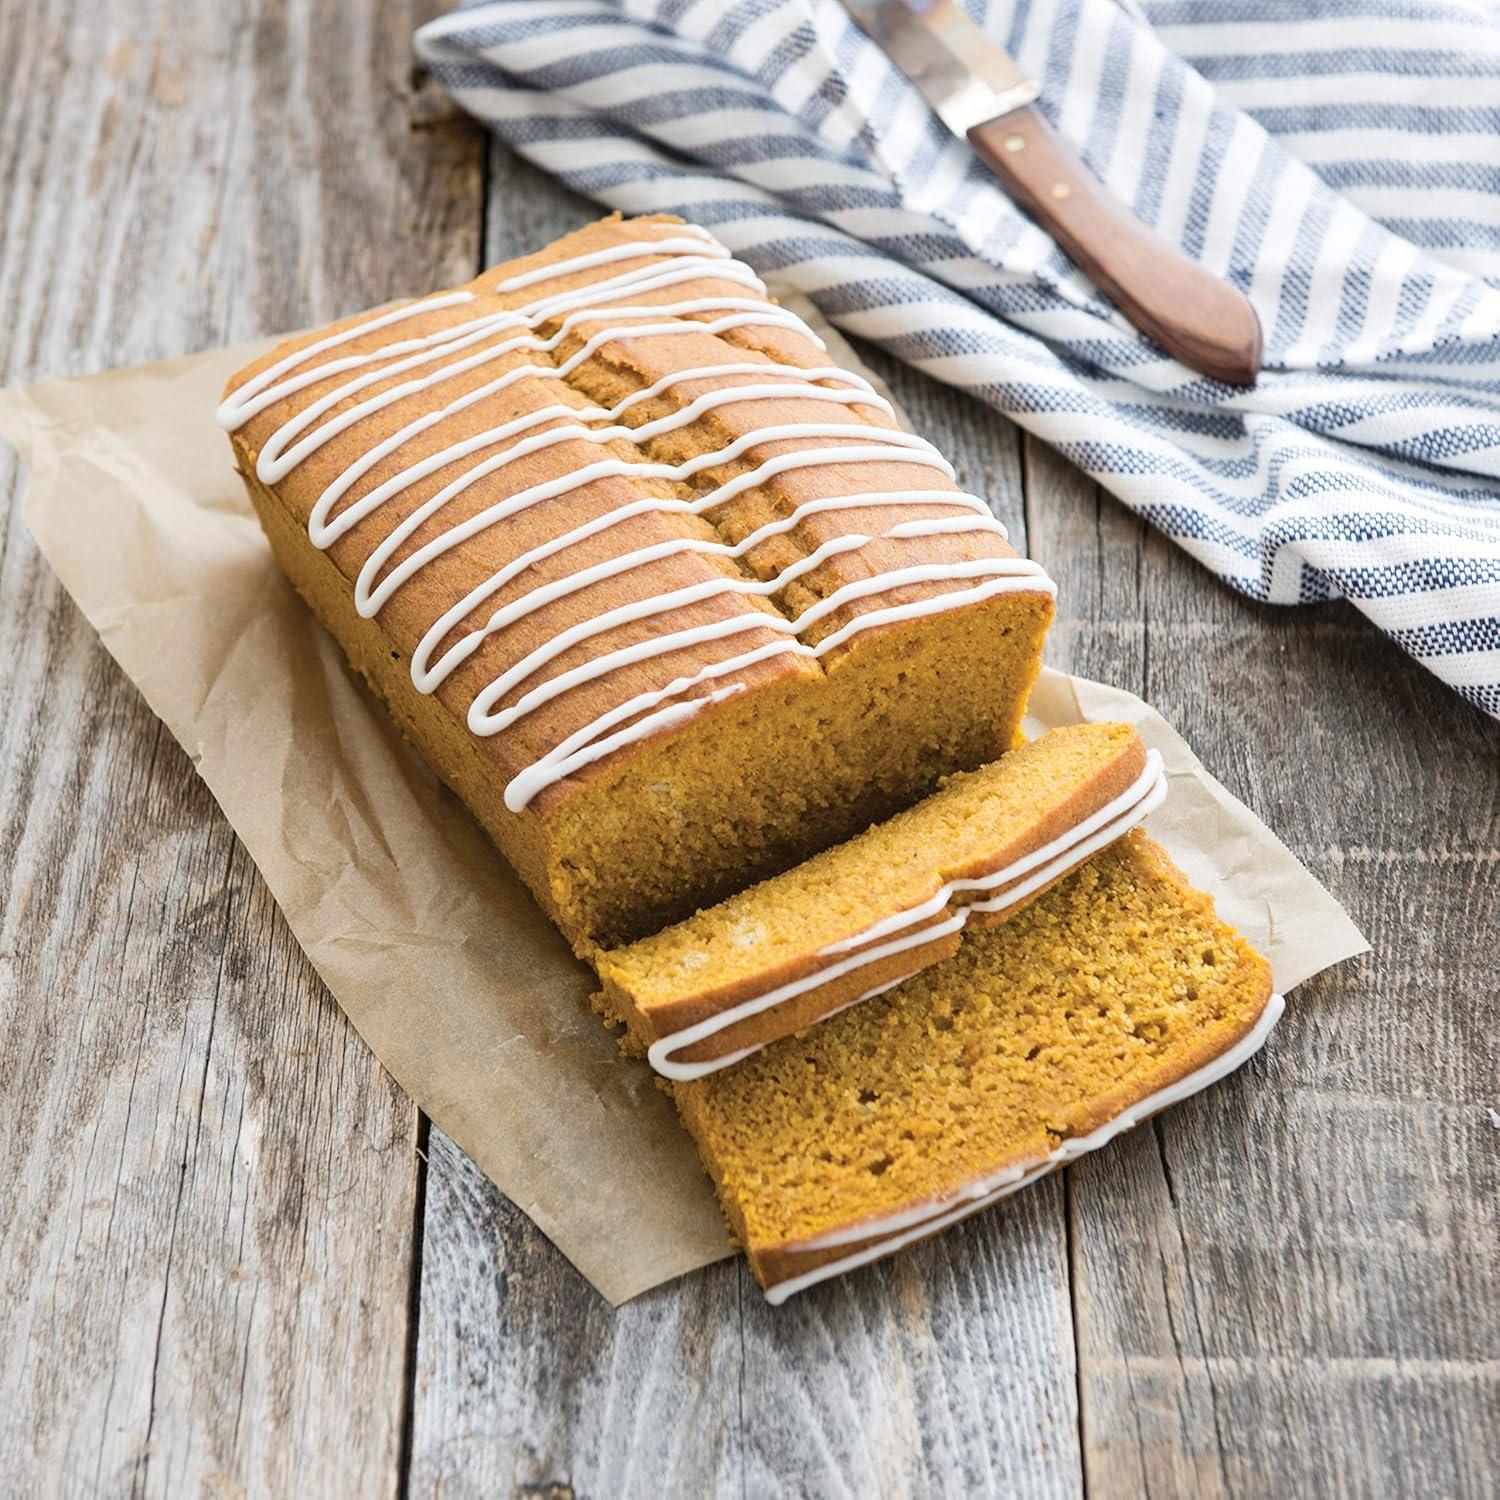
[970,105,1262,386]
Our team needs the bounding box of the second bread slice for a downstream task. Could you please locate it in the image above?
[672,832,1276,1301]
[596,721,1161,1077]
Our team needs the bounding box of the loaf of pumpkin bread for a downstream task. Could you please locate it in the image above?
[219,215,1055,951]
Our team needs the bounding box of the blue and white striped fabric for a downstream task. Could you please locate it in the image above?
[416,0,1500,718]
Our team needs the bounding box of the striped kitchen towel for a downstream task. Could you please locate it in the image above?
[416,0,1500,718]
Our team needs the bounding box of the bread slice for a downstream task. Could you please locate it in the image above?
[220,215,1054,952]
[672,832,1276,1300]
[596,722,1161,1076]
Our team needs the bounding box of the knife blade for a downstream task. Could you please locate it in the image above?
[845,0,1040,134]
[841,0,1262,385]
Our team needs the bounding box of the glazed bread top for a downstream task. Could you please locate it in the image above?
[218,216,1053,819]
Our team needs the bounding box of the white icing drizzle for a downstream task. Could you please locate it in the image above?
[313,367,898,556]
[261,275,792,485]
[492,565,1054,796]
[355,425,952,620]
[468,554,1042,735]
[761,990,1287,1304]
[647,751,1166,1081]
[491,228,723,292]
[217,229,1055,811]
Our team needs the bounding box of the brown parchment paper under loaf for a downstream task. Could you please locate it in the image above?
[0,306,1368,1305]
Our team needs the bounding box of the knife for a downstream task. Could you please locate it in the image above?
[840,0,1262,386]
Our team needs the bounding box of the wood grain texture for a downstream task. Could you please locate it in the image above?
[410,1127,1082,1500]
[1024,434,1500,1497]
[0,1,484,1494]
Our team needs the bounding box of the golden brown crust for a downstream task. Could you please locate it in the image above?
[234,453,567,926]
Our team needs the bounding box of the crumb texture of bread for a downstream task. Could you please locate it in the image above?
[221,215,1054,950]
[671,832,1273,1288]
[596,721,1149,1064]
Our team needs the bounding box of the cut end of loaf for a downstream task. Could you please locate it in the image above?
[548,588,1054,949]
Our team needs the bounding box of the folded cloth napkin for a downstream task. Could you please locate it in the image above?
[416,0,1500,719]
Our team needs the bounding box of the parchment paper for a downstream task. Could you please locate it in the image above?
[0,321,1367,1306]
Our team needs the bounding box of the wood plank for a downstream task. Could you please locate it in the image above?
[731,1178,1078,1498]
[405,143,1082,1498]
[1024,435,1500,1496]
[409,1128,744,1498]
[0,1,485,1492]
[410,1131,1081,1499]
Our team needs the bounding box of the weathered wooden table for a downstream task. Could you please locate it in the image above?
[3,4,1497,1495]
